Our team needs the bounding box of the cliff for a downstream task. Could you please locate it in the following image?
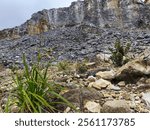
[0,0,150,40]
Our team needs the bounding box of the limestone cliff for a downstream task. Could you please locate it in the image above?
[0,0,150,40]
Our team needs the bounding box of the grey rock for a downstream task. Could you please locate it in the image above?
[62,87,103,109]
[142,91,150,109]
[101,100,131,113]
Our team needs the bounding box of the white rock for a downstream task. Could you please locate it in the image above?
[87,76,96,82]
[96,53,110,62]
[64,107,71,113]
[96,70,115,80]
[88,82,94,88]
[142,92,150,109]
[84,101,101,113]
[118,81,126,87]
[109,85,121,91]
[92,79,112,90]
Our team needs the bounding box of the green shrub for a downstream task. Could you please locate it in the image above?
[109,40,131,66]
[5,53,76,113]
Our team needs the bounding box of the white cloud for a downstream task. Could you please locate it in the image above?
[0,0,75,30]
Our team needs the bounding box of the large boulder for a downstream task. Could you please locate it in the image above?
[115,57,150,81]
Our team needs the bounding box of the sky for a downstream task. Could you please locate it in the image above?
[0,0,75,30]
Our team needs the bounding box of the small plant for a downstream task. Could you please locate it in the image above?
[76,61,88,74]
[109,39,131,66]
[57,60,70,71]
[5,53,76,113]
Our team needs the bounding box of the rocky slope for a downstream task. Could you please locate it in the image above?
[0,51,150,113]
[0,0,149,68]
[0,0,150,40]
[0,0,150,113]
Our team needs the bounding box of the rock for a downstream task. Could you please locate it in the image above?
[142,92,150,109]
[118,81,126,87]
[146,79,150,84]
[96,53,110,62]
[63,87,103,108]
[10,105,19,113]
[87,76,96,82]
[64,107,71,113]
[84,101,101,113]
[96,70,116,80]
[137,84,150,90]
[109,85,121,91]
[115,58,150,81]
[85,62,96,69]
[92,79,113,90]
[101,100,131,113]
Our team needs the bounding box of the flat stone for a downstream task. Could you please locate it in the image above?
[109,85,121,91]
[84,101,101,113]
[101,100,131,113]
[63,88,103,108]
[92,79,112,90]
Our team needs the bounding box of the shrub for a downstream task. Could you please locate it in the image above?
[76,61,88,74]
[109,39,131,66]
[57,60,71,72]
[5,53,76,113]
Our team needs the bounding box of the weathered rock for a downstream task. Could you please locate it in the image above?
[96,70,116,80]
[142,91,150,109]
[118,81,126,87]
[63,87,103,108]
[84,101,101,113]
[96,53,110,62]
[87,76,96,82]
[109,85,121,91]
[101,100,131,113]
[92,79,113,90]
[115,58,150,82]
[10,105,19,113]
[0,0,150,40]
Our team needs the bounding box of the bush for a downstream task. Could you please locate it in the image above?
[109,40,131,66]
[76,61,88,74]
[5,53,76,113]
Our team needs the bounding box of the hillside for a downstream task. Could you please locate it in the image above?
[0,0,150,113]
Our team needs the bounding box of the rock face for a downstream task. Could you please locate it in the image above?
[0,0,150,40]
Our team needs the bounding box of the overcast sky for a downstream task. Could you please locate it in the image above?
[0,0,75,30]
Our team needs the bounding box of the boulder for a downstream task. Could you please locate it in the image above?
[62,88,103,108]
[115,58,150,81]
[101,100,131,113]
[96,70,116,80]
